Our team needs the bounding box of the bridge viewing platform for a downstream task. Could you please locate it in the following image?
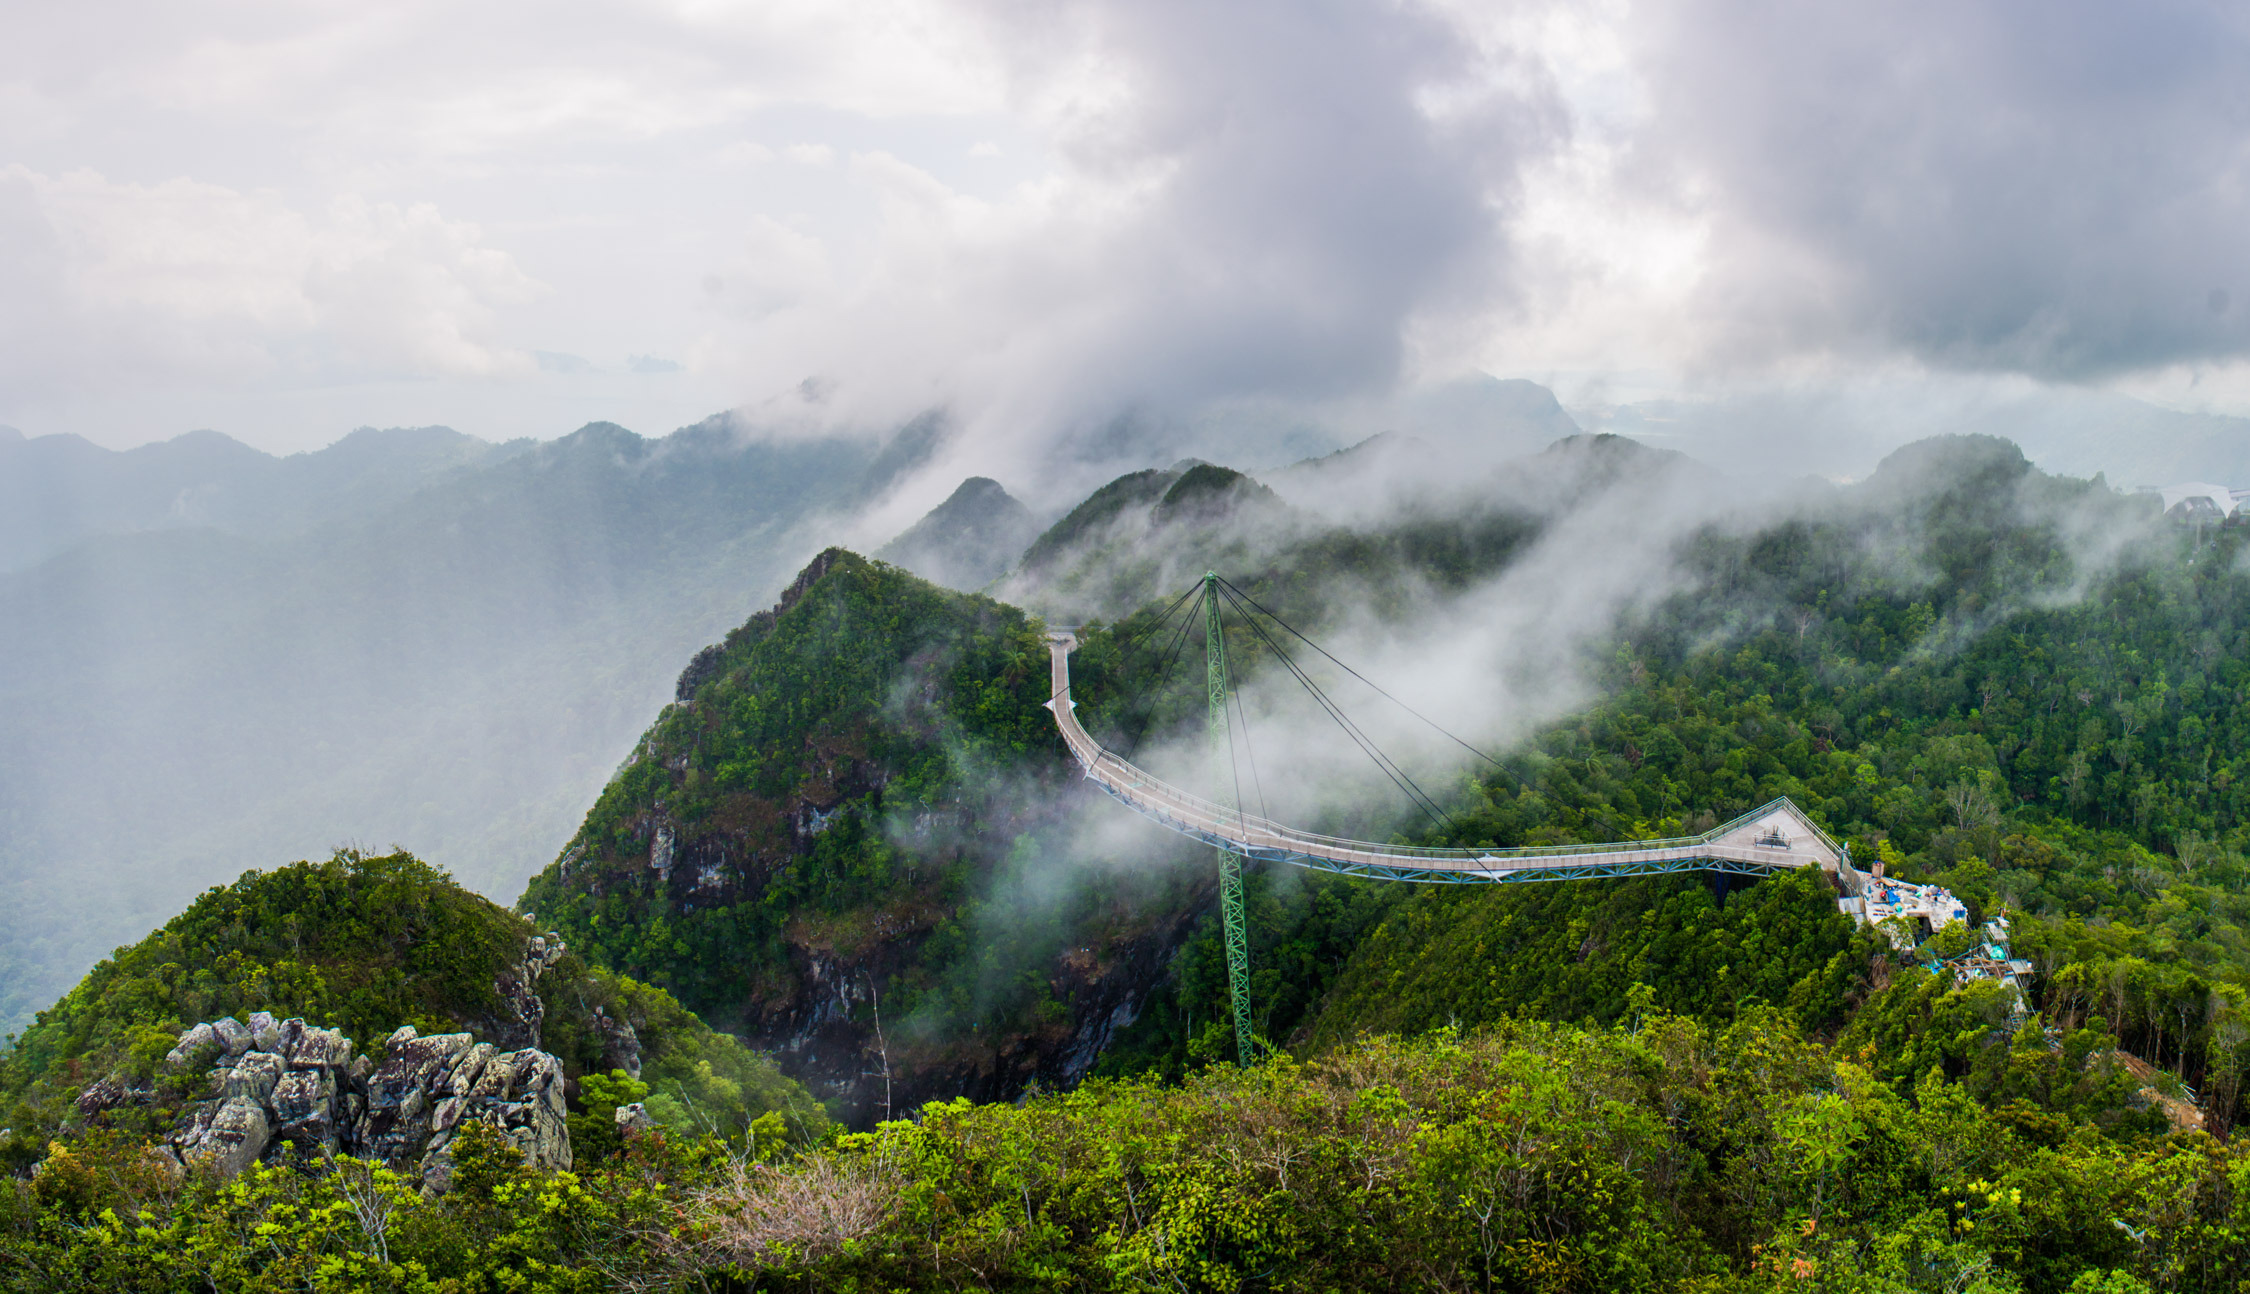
[1045,630,1848,886]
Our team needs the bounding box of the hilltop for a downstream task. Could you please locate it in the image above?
[876,475,1040,592]
[0,848,824,1169]
[520,548,1214,1122]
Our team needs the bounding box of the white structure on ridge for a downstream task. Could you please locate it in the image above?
[2144,482,2247,522]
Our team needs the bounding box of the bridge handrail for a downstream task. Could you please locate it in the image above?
[1048,630,1824,866]
[1081,742,1794,861]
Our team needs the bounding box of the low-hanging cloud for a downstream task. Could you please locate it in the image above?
[1633,0,2250,381]
[768,0,2250,504]
[738,0,1567,486]
[0,165,540,397]
[15,0,2250,452]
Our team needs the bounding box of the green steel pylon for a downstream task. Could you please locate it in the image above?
[1206,572,1255,1067]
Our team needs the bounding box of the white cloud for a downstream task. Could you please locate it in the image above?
[704,215,833,318]
[699,0,1568,489]
[1623,0,2250,381]
[9,0,2250,452]
[0,165,539,394]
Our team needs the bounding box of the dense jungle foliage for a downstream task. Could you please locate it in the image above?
[0,1014,2229,1292]
[515,546,1215,1093]
[14,432,2250,1289]
[1105,437,2250,1128]
[517,435,2250,1125]
[0,851,821,1167]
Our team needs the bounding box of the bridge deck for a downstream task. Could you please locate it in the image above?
[1045,632,1842,884]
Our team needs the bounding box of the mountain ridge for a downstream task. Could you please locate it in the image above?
[0,422,539,573]
[0,409,947,1034]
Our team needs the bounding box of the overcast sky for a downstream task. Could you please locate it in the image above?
[6,0,2250,455]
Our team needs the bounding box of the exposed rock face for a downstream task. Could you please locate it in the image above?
[194,1097,271,1178]
[157,1015,572,1190]
[163,1022,222,1072]
[480,932,568,1052]
[675,644,726,704]
[73,1076,132,1120]
[586,1003,643,1080]
[761,898,1202,1126]
[214,1017,253,1057]
[151,933,577,1189]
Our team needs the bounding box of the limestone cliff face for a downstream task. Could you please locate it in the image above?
[526,550,1211,1126]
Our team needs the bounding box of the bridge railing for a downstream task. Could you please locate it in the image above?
[1078,744,1731,863]
[1049,631,1821,869]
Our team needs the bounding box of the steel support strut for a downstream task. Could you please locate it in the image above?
[1206,572,1254,1067]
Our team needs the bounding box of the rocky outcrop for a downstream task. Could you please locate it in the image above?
[586,1003,644,1080]
[675,643,727,704]
[479,932,567,1052]
[154,1012,572,1190]
[143,934,578,1190]
[757,897,1201,1127]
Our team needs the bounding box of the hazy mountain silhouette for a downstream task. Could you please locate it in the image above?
[876,476,1040,592]
[0,411,941,1032]
[0,424,538,573]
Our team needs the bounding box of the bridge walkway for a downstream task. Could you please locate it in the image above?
[1045,631,1844,885]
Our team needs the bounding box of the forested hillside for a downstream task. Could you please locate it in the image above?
[4,1013,2233,1290]
[1104,436,2250,1125]
[521,433,2250,1134]
[520,549,1218,1123]
[513,440,1692,1123]
[0,849,823,1171]
[12,430,2250,1290]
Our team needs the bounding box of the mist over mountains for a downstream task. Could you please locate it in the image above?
[1578,382,2250,486]
[4,372,2245,1044]
[19,1,2250,1278]
[0,379,1607,1035]
[0,424,536,573]
[0,411,940,1032]
[874,476,1038,593]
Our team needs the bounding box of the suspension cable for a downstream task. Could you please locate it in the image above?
[1105,584,1203,675]
[1054,582,1201,711]
[1227,644,1272,827]
[1215,581,1455,835]
[1121,584,1207,762]
[1217,575,1505,771]
[1214,593,1252,828]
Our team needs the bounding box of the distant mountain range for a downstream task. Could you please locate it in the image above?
[5,373,2236,1040]
[0,411,940,1032]
[1581,385,2250,488]
[0,424,538,573]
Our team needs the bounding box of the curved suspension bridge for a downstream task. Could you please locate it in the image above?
[1048,630,1841,884]
[1043,572,1858,1066]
